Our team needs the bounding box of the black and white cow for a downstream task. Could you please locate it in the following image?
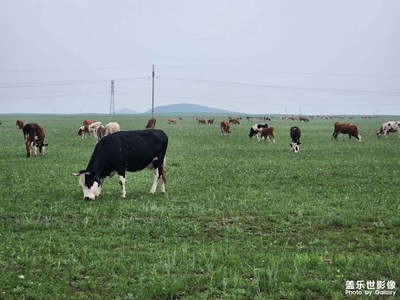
[74,130,168,200]
[290,126,301,153]
[249,123,268,138]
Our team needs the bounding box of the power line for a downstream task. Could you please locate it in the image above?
[0,77,148,89]
[159,76,400,95]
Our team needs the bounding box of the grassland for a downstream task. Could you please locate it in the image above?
[0,114,399,299]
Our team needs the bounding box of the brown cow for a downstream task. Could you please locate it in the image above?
[168,118,177,124]
[22,123,48,157]
[145,117,157,129]
[332,122,361,141]
[197,117,206,125]
[16,120,24,129]
[207,118,214,125]
[220,120,231,136]
[258,127,275,143]
[229,117,240,124]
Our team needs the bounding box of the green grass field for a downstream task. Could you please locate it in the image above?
[0,114,399,299]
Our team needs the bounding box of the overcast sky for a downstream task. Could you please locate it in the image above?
[1,0,399,115]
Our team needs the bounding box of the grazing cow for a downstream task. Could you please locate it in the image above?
[332,122,361,142]
[168,118,177,124]
[249,123,268,138]
[16,120,24,129]
[258,127,275,143]
[104,122,121,136]
[376,121,399,139]
[89,121,103,135]
[290,126,301,153]
[197,117,206,125]
[77,125,91,139]
[207,118,214,125]
[145,117,157,129]
[97,125,106,140]
[220,120,231,136]
[74,130,168,200]
[83,119,96,126]
[77,121,103,139]
[97,122,120,141]
[299,116,310,122]
[22,123,48,157]
[229,117,240,124]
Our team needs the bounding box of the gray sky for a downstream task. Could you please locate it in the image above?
[1,0,399,115]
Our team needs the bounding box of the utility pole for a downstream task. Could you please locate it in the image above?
[151,65,155,118]
[109,80,115,115]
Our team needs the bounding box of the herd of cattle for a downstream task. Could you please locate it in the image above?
[14,118,399,200]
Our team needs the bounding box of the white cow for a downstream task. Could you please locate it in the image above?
[376,121,400,139]
[104,122,121,136]
[97,122,121,140]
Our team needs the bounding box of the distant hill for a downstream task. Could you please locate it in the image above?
[144,103,236,114]
[115,108,139,114]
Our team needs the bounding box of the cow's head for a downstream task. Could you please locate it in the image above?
[73,171,102,200]
[290,142,300,153]
[249,128,257,137]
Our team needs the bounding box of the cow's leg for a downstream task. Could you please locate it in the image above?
[25,142,31,158]
[34,144,39,156]
[160,157,167,193]
[119,175,126,198]
[149,168,159,194]
[149,157,167,194]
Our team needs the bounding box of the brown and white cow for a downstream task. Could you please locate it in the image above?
[197,117,206,125]
[258,127,275,143]
[229,117,240,124]
[332,122,361,141]
[96,125,106,140]
[22,123,48,157]
[145,117,157,129]
[220,120,231,136]
[376,121,399,139]
[77,125,91,139]
[168,118,177,124]
[207,118,214,125]
[77,121,103,139]
[16,120,24,129]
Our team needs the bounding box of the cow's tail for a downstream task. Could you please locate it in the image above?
[160,156,167,186]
